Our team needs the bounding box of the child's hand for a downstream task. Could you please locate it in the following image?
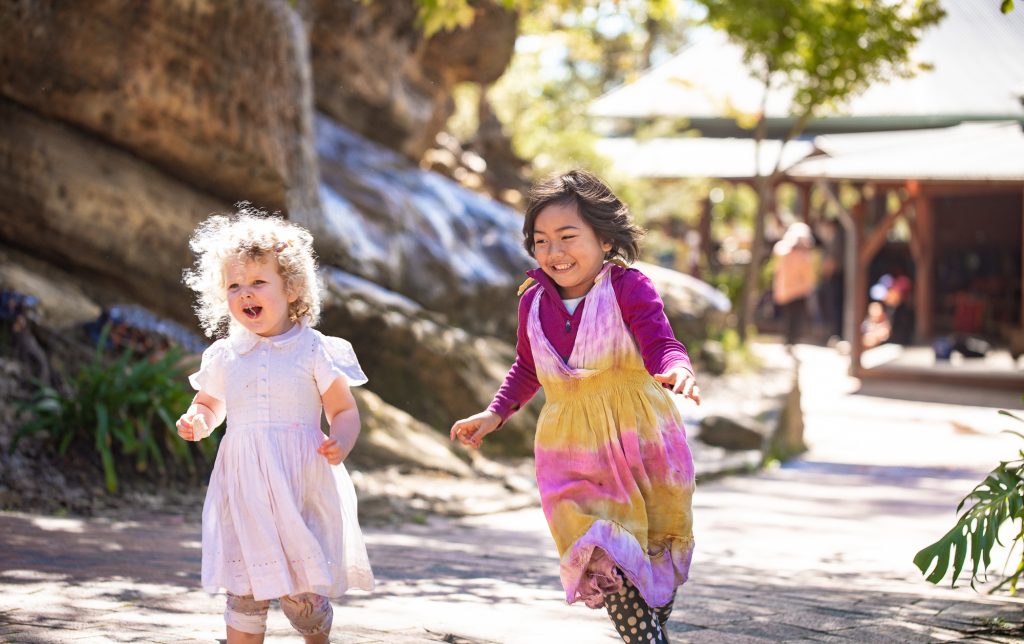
[450,411,501,449]
[654,368,701,405]
[317,438,344,465]
[176,406,210,441]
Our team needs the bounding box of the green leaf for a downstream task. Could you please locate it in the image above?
[94,403,117,494]
[1002,0,1014,15]
[915,454,1024,588]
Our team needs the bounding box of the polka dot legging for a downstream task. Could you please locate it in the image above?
[604,573,676,643]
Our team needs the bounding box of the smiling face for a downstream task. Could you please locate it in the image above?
[224,257,297,337]
[532,202,612,299]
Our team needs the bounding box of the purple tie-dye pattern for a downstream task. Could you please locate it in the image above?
[529,264,695,610]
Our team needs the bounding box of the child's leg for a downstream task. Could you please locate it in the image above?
[603,575,669,644]
[224,593,270,643]
[280,592,333,643]
[652,589,678,630]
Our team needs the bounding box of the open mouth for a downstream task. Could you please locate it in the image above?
[243,305,263,319]
[550,262,575,273]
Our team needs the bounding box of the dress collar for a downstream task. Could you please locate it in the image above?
[525,262,616,301]
[228,318,307,355]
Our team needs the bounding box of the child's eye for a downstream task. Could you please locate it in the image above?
[227,283,239,291]
[253,280,266,286]
[562,235,577,241]
[535,239,548,246]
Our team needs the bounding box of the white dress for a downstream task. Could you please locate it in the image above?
[189,320,374,600]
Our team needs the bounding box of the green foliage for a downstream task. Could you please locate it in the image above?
[483,0,693,181]
[914,413,1024,594]
[416,0,484,36]
[13,328,216,493]
[1002,0,1015,15]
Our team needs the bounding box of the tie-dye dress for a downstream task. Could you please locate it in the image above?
[528,263,695,610]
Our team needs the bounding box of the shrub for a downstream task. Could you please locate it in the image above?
[914,411,1024,594]
[13,327,217,493]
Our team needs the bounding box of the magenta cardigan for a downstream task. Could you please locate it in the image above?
[487,263,694,422]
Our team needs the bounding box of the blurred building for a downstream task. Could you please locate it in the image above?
[590,1,1024,387]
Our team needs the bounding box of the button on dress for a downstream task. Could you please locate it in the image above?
[189,320,374,600]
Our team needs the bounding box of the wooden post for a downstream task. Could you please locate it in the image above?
[850,192,868,374]
[913,187,935,341]
[817,179,861,361]
[797,182,812,222]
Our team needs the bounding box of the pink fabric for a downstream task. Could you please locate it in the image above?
[577,549,624,609]
[488,264,693,422]
[528,263,695,609]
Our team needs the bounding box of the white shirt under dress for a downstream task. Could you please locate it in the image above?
[188,320,374,601]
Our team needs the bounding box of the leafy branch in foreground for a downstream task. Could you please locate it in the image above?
[914,413,1024,594]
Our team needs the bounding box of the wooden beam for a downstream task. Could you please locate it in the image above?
[860,194,912,266]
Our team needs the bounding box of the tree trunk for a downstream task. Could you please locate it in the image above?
[737,173,771,342]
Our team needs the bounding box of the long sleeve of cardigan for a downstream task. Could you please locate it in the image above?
[618,269,694,378]
[487,288,540,422]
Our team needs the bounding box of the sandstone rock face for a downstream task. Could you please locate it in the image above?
[303,0,517,160]
[320,268,540,457]
[0,99,227,321]
[349,387,474,477]
[314,117,533,337]
[0,248,101,330]
[0,0,320,218]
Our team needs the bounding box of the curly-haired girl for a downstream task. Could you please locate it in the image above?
[178,207,373,643]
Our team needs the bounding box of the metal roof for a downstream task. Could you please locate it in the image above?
[590,1,1024,126]
[786,121,1024,183]
[595,136,814,179]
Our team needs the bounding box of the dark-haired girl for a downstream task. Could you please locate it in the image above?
[451,170,700,643]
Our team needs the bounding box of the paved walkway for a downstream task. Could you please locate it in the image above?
[3,345,1024,642]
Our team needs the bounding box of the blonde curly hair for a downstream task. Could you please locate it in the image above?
[183,205,321,338]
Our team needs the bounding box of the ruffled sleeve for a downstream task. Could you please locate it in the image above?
[188,339,228,401]
[312,330,368,395]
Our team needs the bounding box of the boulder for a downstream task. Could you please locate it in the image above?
[349,387,473,477]
[319,268,540,457]
[0,99,226,323]
[301,0,517,160]
[314,116,533,337]
[0,247,101,330]
[694,346,806,462]
[0,0,320,218]
[634,261,731,348]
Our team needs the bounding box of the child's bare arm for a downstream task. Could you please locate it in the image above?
[319,377,360,465]
[176,391,226,441]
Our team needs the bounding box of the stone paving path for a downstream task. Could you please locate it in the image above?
[3,345,1024,643]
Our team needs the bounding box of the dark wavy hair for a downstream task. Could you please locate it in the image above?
[522,170,645,263]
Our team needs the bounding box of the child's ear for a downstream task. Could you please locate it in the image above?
[601,239,613,254]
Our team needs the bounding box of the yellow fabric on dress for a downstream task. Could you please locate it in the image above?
[529,263,695,609]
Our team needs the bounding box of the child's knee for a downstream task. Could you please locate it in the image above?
[280,593,333,636]
[224,593,271,634]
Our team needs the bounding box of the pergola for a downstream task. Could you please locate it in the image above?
[588,0,1024,386]
[785,122,1024,387]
